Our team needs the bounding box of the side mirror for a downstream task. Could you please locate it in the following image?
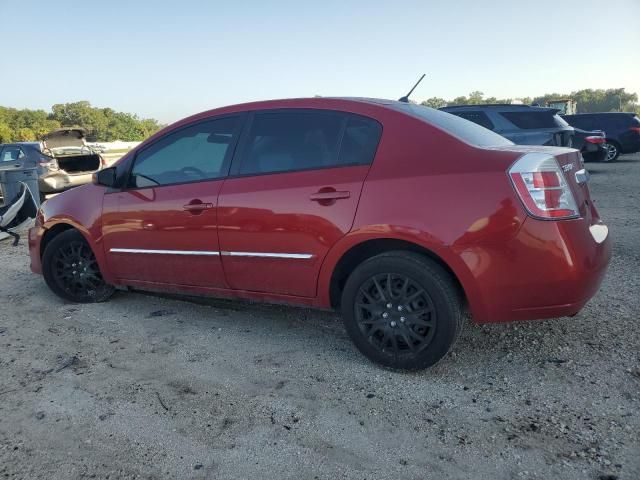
[92,167,117,187]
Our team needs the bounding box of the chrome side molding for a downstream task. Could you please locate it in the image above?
[109,248,314,259]
[221,251,314,259]
[110,248,220,256]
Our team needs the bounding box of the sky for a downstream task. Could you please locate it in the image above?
[2,0,639,124]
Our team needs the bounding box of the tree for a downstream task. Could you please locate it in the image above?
[421,97,447,109]
[442,91,512,106]
[532,88,638,112]
[0,123,13,143]
[15,127,36,141]
[48,101,164,141]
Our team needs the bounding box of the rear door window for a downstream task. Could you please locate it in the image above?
[239,111,379,175]
[129,116,241,188]
[338,116,382,166]
[449,111,495,130]
[501,111,562,129]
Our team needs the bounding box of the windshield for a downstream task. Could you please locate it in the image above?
[391,103,513,147]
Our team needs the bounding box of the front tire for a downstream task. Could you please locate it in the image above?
[42,229,115,303]
[341,251,463,370]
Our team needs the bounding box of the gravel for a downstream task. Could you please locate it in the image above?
[0,154,638,480]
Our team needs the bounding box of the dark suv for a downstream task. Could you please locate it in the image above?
[562,112,640,161]
[440,104,574,147]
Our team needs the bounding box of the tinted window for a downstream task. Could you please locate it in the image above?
[563,115,589,130]
[395,104,512,147]
[129,117,239,188]
[449,111,494,130]
[501,111,563,129]
[0,146,25,163]
[239,111,347,175]
[614,114,636,128]
[338,116,382,166]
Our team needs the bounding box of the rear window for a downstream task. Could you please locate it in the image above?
[563,115,596,130]
[449,111,495,130]
[500,111,565,129]
[393,103,512,147]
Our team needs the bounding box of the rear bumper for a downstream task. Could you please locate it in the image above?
[582,147,607,162]
[464,217,611,323]
[39,171,95,194]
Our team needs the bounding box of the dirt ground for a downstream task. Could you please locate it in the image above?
[1,154,638,480]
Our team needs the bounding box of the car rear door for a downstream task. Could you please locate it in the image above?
[217,109,382,297]
[101,114,244,288]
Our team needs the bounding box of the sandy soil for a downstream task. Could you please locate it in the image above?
[1,154,638,480]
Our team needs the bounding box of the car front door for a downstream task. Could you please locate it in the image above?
[217,109,382,297]
[102,114,244,288]
[0,145,26,167]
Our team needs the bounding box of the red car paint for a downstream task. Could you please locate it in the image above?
[29,98,611,322]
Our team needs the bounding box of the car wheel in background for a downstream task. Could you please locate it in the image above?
[603,141,620,162]
[341,251,463,370]
[42,229,115,303]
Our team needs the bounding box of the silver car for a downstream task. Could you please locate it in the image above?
[0,128,104,201]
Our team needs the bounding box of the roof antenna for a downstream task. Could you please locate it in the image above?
[398,74,426,103]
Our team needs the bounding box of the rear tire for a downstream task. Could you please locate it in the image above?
[340,251,463,370]
[603,141,620,162]
[42,229,115,303]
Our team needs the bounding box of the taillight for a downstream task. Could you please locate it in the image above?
[585,136,605,144]
[629,126,640,134]
[38,156,58,170]
[509,153,579,219]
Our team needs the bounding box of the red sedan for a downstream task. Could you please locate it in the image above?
[28,98,611,370]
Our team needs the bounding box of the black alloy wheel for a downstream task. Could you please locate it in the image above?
[354,273,437,356]
[341,251,463,370]
[42,229,115,303]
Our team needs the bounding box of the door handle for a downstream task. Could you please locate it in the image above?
[183,200,213,214]
[309,191,350,202]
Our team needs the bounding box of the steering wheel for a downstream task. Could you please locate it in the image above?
[180,166,207,178]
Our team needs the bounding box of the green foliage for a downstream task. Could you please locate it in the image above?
[426,91,514,107]
[0,102,164,143]
[532,88,638,113]
[422,97,448,109]
[0,123,13,143]
[421,88,638,113]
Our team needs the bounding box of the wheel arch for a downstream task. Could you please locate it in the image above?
[321,234,483,319]
[39,219,114,284]
[40,222,76,259]
[605,138,621,148]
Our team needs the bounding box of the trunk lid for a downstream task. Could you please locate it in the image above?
[42,128,87,149]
